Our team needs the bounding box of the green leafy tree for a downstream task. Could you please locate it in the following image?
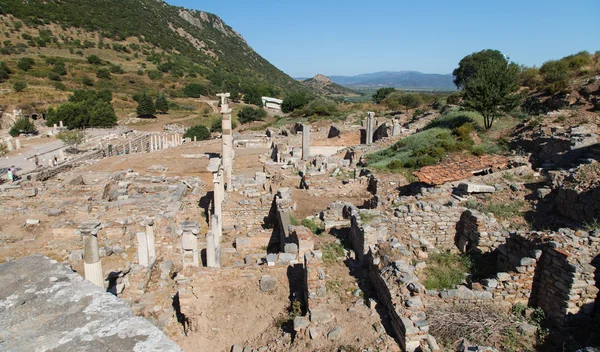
[17,57,35,71]
[243,88,263,107]
[13,81,26,92]
[462,60,521,130]
[0,61,12,82]
[56,130,86,152]
[9,117,37,137]
[136,92,156,117]
[452,49,506,89]
[384,92,423,112]
[183,83,209,98]
[183,125,210,141]
[46,90,117,129]
[372,87,396,104]
[282,92,310,113]
[238,106,267,124]
[155,93,169,114]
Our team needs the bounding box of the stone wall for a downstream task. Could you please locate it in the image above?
[222,196,272,231]
[456,209,507,253]
[554,186,600,223]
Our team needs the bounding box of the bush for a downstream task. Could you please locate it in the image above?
[52,61,67,75]
[87,55,102,65]
[183,125,210,141]
[0,61,12,82]
[304,98,338,116]
[155,93,169,114]
[109,64,124,74]
[147,70,162,80]
[96,68,111,79]
[9,117,37,137]
[446,92,461,105]
[238,106,267,124]
[243,88,263,107]
[521,96,549,116]
[81,75,94,86]
[16,57,34,71]
[52,81,66,90]
[13,81,26,92]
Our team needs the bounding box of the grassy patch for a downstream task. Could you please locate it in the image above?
[301,217,325,235]
[289,214,300,226]
[422,251,470,290]
[359,212,377,223]
[465,200,525,220]
[321,242,345,264]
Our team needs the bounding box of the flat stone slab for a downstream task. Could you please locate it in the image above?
[0,255,182,352]
[458,182,496,193]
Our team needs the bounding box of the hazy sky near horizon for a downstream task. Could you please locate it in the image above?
[166,0,599,77]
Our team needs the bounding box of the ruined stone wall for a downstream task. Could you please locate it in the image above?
[554,186,600,223]
[536,246,599,327]
[456,209,507,253]
[393,201,464,249]
[222,196,272,230]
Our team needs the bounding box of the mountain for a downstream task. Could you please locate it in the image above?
[0,0,306,96]
[329,71,456,90]
[301,74,357,96]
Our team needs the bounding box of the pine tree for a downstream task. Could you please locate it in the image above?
[155,93,169,114]
[136,92,156,117]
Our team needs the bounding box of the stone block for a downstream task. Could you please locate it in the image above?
[310,309,334,324]
[259,275,277,292]
[293,316,309,331]
[458,183,496,193]
[327,326,341,340]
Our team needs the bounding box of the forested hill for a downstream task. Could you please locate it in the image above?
[0,0,305,96]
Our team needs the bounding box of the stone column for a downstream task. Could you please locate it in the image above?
[163,136,168,149]
[15,139,21,149]
[136,232,149,267]
[212,170,223,242]
[302,124,310,160]
[194,136,197,145]
[206,230,218,268]
[79,221,103,288]
[53,123,58,131]
[128,140,133,154]
[59,149,65,160]
[171,135,175,148]
[145,218,156,260]
[59,121,64,128]
[5,140,13,151]
[178,221,201,268]
[366,112,375,145]
[218,93,234,191]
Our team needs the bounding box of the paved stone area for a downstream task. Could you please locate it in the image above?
[0,255,182,352]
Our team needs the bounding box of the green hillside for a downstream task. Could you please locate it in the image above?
[0,0,306,98]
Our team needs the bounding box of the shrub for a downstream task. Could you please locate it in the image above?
[452,122,475,141]
[471,145,485,156]
[301,218,324,235]
[52,61,67,75]
[52,81,66,90]
[13,81,26,92]
[87,55,102,65]
[446,92,461,105]
[9,117,37,137]
[304,98,338,116]
[183,125,210,141]
[96,68,110,79]
[321,242,345,264]
[521,96,550,116]
[0,61,12,82]
[109,64,124,74]
[243,88,263,107]
[81,75,94,86]
[48,72,61,81]
[238,106,267,124]
[16,57,34,71]
[147,70,162,80]
[0,143,7,156]
[155,94,169,114]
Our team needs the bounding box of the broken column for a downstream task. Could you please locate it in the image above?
[178,220,201,268]
[5,139,13,151]
[366,112,375,145]
[302,124,310,161]
[59,120,64,128]
[137,218,156,267]
[218,93,234,191]
[206,231,217,268]
[15,139,21,149]
[79,221,104,288]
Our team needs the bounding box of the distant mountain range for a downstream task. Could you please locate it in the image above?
[297,71,456,90]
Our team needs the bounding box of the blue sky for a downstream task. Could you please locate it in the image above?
[166,0,599,77]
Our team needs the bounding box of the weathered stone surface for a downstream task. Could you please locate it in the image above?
[259,275,277,292]
[293,315,309,331]
[518,323,538,336]
[25,219,40,225]
[0,255,182,352]
[284,243,298,254]
[310,309,334,324]
[458,183,496,193]
[327,326,342,340]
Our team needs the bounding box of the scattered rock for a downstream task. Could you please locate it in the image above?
[327,326,341,340]
[259,275,277,292]
[69,176,85,186]
[458,183,495,193]
[518,323,537,336]
[26,219,40,225]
